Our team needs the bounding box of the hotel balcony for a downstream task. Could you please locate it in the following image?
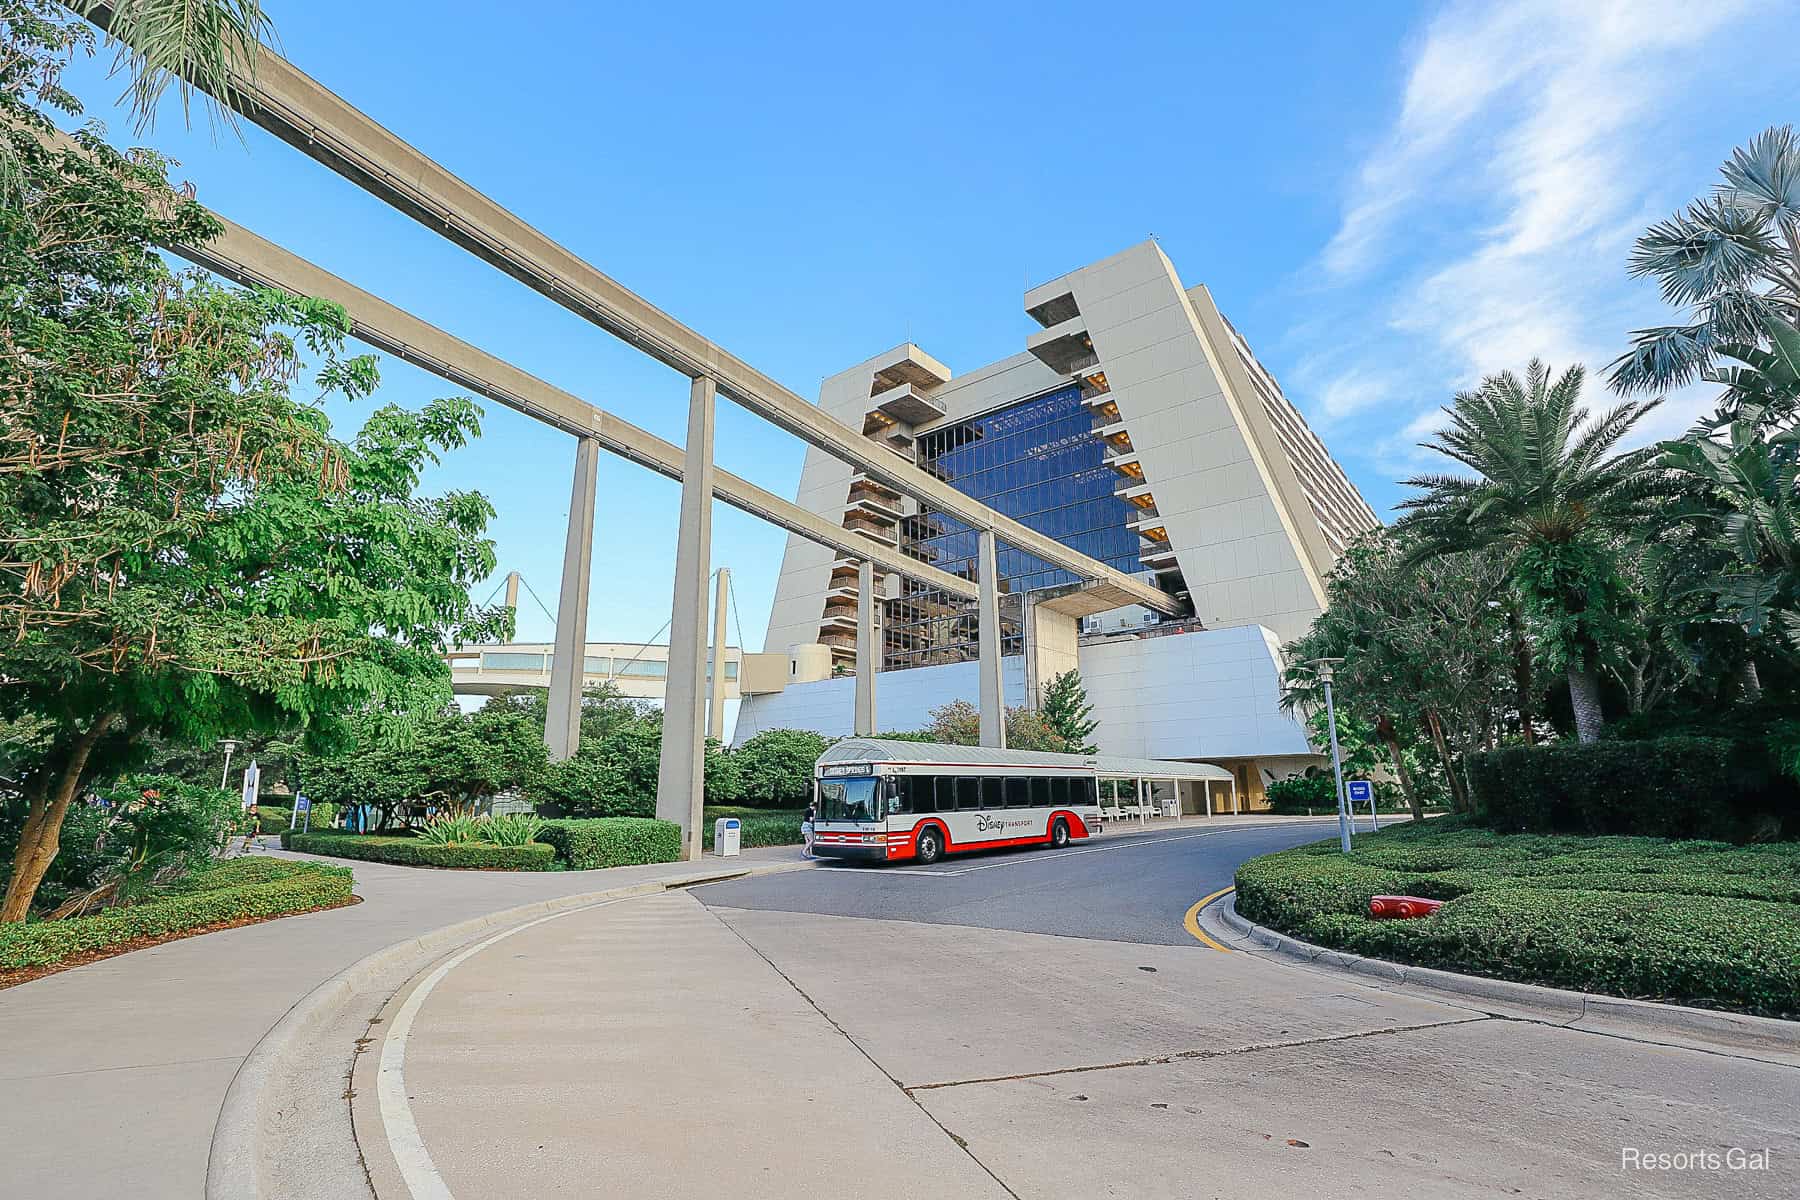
[1023,284,1080,329]
[1116,479,1157,506]
[844,491,903,523]
[1026,315,1098,375]
[1134,521,1171,545]
[819,629,857,652]
[1140,545,1180,572]
[844,514,899,548]
[868,381,945,425]
[1075,366,1111,400]
[1106,450,1144,481]
[1094,420,1131,445]
[867,343,952,394]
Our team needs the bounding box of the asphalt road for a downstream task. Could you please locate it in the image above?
[694,817,1340,945]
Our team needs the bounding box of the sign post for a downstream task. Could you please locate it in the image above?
[295,793,312,833]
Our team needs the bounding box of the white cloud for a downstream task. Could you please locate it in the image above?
[1293,0,1770,507]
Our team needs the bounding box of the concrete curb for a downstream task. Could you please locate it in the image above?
[1204,896,1800,1062]
[205,857,814,1200]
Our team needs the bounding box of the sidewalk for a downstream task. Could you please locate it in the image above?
[0,843,810,1200]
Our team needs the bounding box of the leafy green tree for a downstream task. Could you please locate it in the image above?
[732,729,828,808]
[1041,670,1099,754]
[1398,362,1661,743]
[908,699,1070,752]
[0,15,505,919]
[1285,531,1515,817]
[1610,125,1800,394]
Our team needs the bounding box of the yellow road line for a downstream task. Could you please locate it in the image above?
[1183,886,1236,952]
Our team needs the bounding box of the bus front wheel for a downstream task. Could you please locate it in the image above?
[914,826,943,865]
[1050,819,1070,848]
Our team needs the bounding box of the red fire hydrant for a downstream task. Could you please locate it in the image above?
[1369,895,1443,919]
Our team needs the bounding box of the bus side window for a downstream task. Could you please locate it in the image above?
[1083,778,1100,806]
[1030,777,1051,809]
[935,778,956,813]
[956,777,981,811]
[982,778,1003,810]
[889,778,912,816]
[1050,777,1070,809]
[1003,778,1028,808]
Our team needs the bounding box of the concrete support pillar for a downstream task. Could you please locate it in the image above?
[977,529,1005,749]
[656,377,716,861]
[854,559,877,737]
[503,569,521,613]
[708,567,731,743]
[1024,598,1080,710]
[544,437,599,762]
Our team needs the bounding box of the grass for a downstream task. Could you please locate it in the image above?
[1234,818,1800,1019]
[0,857,353,972]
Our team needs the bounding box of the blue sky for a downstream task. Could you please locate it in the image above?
[57,0,1800,654]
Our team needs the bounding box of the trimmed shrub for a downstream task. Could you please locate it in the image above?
[1234,820,1800,1018]
[704,812,803,849]
[538,818,681,869]
[281,831,553,870]
[1467,736,1793,840]
[0,858,352,970]
[256,803,338,834]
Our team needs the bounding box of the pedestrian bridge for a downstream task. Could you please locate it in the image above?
[447,641,794,701]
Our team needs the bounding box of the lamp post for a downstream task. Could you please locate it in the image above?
[218,739,240,792]
[1314,659,1353,854]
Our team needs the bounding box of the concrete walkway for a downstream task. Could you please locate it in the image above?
[0,843,809,1200]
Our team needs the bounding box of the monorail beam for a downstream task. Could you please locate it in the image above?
[78,11,1182,618]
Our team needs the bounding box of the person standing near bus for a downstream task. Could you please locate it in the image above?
[801,801,816,858]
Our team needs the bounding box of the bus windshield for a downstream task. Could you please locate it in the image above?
[818,777,880,822]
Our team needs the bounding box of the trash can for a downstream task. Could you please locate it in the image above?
[713,817,741,858]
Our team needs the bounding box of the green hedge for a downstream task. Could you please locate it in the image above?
[539,818,681,870]
[703,810,804,849]
[0,858,353,970]
[281,830,553,870]
[256,804,338,834]
[1234,820,1800,1018]
[1468,736,1793,841]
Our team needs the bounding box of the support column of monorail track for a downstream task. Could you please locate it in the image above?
[708,567,731,743]
[544,437,600,761]
[977,530,1005,749]
[855,559,877,737]
[656,377,717,860]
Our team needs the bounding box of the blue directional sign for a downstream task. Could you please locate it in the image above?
[1346,780,1373,804]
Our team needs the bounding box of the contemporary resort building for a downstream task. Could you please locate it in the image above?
[736,241,1381,806]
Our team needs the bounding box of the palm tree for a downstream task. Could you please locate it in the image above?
[70,1,270,131]
[1399,362,1661,743]
[1657,312,1800,688]
[1610,125,1800,394]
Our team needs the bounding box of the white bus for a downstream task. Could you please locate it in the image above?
[811,739,1105,864]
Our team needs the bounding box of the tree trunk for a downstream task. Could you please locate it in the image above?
[1741,658,1763,705]
[1506,602,1537,745]
[1376,714,1423,822]
[1,713,117,924]
[1424,709,1469,814]
[1566,665,1605,745]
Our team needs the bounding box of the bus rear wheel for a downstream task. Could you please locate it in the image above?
[1050,818,1070,848]
[914,826,943,865]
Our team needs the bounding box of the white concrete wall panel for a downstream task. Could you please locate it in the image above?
[734,625,1310,761]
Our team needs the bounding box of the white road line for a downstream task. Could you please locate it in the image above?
[376,896,636,1200]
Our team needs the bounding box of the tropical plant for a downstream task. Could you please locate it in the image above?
[1041,670,1100,754]
[416,813,484,846]
[1398,362,1661,742]
[1610,125,1800,394]
[482,812,544,847]
[68,0,271,132]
